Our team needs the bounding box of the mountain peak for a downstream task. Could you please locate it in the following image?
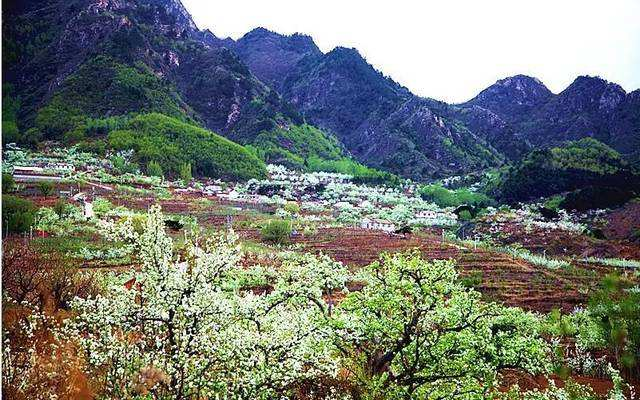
[496,74,545,88]
[465,74,553,118]
[234,27,322,90]
[239,27,320,54]
[560,75,626,113]
[563,75,625,95]
[142,0,198,32]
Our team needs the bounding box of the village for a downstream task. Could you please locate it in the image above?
[3,144,460,234]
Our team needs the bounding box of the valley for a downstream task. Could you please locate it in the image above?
[2,0,639,398]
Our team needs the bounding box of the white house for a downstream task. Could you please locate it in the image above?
[360,218,396,233]
[83,200,94,219]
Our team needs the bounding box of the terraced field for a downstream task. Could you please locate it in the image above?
[289,227,608,312]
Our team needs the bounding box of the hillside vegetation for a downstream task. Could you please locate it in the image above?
[498,138,640,204]
[108,113,267,181]
[247,124,401,185]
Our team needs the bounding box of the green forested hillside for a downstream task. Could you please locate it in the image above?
[108,113,267,181]
[498,138,640,204]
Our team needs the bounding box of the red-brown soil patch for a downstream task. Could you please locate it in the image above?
[288,227,610,312]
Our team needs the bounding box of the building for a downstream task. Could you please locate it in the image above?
[360,218,396,233]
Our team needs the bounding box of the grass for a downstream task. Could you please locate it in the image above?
[580,257,640,269]
[240,240,279,256]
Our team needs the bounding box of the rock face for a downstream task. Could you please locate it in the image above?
[3,0,299,141]
[234,31,504,179]
[3,0,639,179]
[458,75,638,161]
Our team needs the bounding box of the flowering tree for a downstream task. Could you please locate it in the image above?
[70,206,349,399]
[331,251,550,399]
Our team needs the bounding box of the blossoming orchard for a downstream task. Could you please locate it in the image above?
[2,146,639,399]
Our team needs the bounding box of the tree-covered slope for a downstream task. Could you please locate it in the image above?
[108,113,267,181]
[497,138,640,203]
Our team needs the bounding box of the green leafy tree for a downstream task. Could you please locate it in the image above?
[37,181,55,197]
[2,195,36,234]
[2,173,16,193]
[332,251,549,399]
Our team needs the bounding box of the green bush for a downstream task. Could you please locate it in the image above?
[147,160,164,178]
[260,219,292,244]
[3,173,16,193]
[2,195,36,234]
[283,201,300,215]
[37,181,55,197]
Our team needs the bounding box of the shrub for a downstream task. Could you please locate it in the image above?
[2,241,95,309]
[283,201,300,215]
[2,195,36,234]
[260,219,292,244]
[53,199,70,218]
[37,181,55,197]
[111,155,139,175]
[3,173,16,193]
[179,162,192,184]
[147,160,164,178]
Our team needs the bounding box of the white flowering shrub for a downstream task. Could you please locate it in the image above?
[69,206,349,399]
[34,205,86,235]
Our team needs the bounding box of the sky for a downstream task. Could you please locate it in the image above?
[181,0,640,103]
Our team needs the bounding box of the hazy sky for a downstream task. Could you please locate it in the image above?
[182,0,640,103]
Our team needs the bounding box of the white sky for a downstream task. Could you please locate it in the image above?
[182,0,640,103]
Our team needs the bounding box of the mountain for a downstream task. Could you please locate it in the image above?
[3,0,639,181]
[465,75,554,122]
[457,75,638,162]
[234,29,504,179]
[233,28,639,177]
[2,0,300,145]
